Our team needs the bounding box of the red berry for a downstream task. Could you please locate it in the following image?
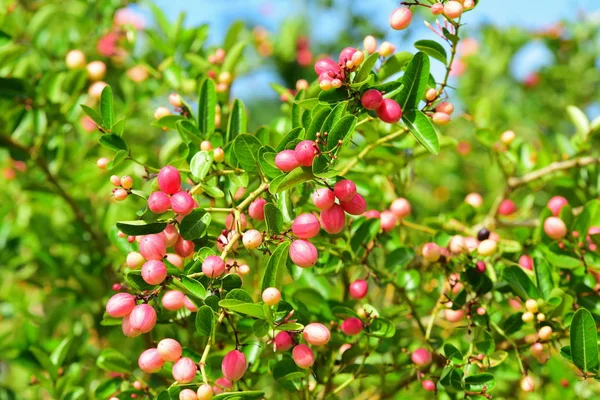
[162,290,186,310]
[129,304,157,333]
[160,224,179,247]
[390,197,411,219]
[333,180,356,202]
[202,255,226,278]
[498,199,516,216]
[361,89,383,110]
[157,338,182,362]
[138,348,164,373]
[248,198,267,220]
[157,166,181,194]
[340,193,367,215]
[275,150,300,172]
[314,58,340,76]
[174,235,195,258]
[289,240,318,268]
[148,191,171,214]
[172,357,197,384]
[376,99,402,123]
[221,350,247,382]
[141,260,167,285]
[292,213,321,239]
[312,188,336,210]
[349,279,368,299]
[422,380,436,391]
[380,210,397,232]
[294,140,317,167]
[292,344,314,369]
[547,196,568,216]
[171,191,195,216]
[320,204,346,234]
[389,7,412,30]
[411,348,432,366]
[274,332,293,352]
[106,292,135,318]
[139,234,166,261]
[544,217,567,240]
[341,318,363,335]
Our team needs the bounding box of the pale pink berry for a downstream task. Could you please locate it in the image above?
[466,236,479,251]
[179,389,198,400]
[106,292,135,318]
[120,176,133,189]
[389,7,412,30]
[139,234,166,261]
[157,338,183,362]
[363,35,377,54]
[376,99,402,124]
[171,191,195,216]
[157,166,181,194]
[464,192,483,208]
[361,89,383,110]
[498,199,516,216]
[138,348,164,373]
[464,0,475,9]
[312,188,336,210]
[431,3,443,15]
[422,243,441,262]
[172,357,197,383]
[141,260,167,285]
[295,140,317,167]
[292,213,321,239]
[422,380,436,391]
[184,296,198,312]
[303,323,330,346]
[201,141,213,151]
[341,318,362,336]
[547,196,568,216]
[214,377,232,391]
[160,224,179,247]
[425,88,438,101]
[174,235,195,258]
[390,197,411,218]
[148,191,171,214]
[314,58,340,76]
[363,210,380,219]
[339,47,358,65]
[289,240,318,268]
[380,210,397,232]
[435,102,454,115]
[262,287,281,306]
[544,217,567,240]
[121,314,140,338]
[226,212,248,230]
[449,235,466,254]
[444,1,464,18]
[248,198,266,220]
[97,157,110,169]
[165,253,184,270]
[379,41,395,57]
[444,309,464,323]
[129,304,157,333]
[349,280,368,299]
[154,106,171,120]
[202,255,226,278]
[169,93,183,107]
[292,344,315,369]
[243,229,263,249]
[477,307,486,316]
[274,331,293,352]
[411,348,432,366]
[113,188,128,201]
[340,193,367,215]
[221,350,247,381]
[162,290,186,310]
[520,376,534,392]
[88,81,108,99]
[275,150,300,172]
[320,204,346,234]
[133,381,143,390]
[197,384,214,400]
[432,112,450,125]
[126,251,145,269]
[238,264,250,275]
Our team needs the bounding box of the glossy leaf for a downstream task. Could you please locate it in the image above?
[570,308,599,373]
[116,220,167,235]
[261,241,290,291]
[402,109,439,154]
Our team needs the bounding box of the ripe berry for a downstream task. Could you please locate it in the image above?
[121,314,142,338]
[436,102,454,115]
[248,198,267,220]
[292,213,321,239]
[431,3,444,15]
[333,180,356,202]
[172,357,197,384]
[376,99,402,124]
[476,261,486,273]
[444,1,464,18]
[361,89,383,110]
[262,287,281,306]
[498,199,516,216]
[106,292,135,318]
[243,229,263,249]
[139,234,166,261]
[349,279,368,299]
[303,323,331,346]
[432,112,450,125]
[340,193,367,215]
[312,188,336,210]
[226,212,247,231]
[444,309,464,322]
[390,197,411,219]
[160,224,179,247]
[275,150,300,172]
[202,255,226,278]
[171,191,195,216]
[289,240,318,268]
[314,58,341,76]
[339,47,358,65]
[274,331,293,352]
[320,204,346,234]
[294,140,317,167]
[547,196,568,216]
[519,255,534,270]
[113,188,128,201]
[544,217,567,240]
[148,191,171,214]
[477,239,497,256]
[292,344,315,369]
[380,210,397,232]
[476,307,486,315]
[341,318,363,336]
[154,107,171,120]
[138,348,164,373]
[221,350,247,381]
[184,296,198,312]
[422,243,441,262]
[157,338,182,362]
[477,228,490,241]
[174,235,195,258]
[422,380,436,391]
[363,35,377,54]
[389,7,412,30]
[157,166,181,194]
[129,304,157,333]
[411,348,432,366]
[126,251,145,269]
[364,209,381,219]
[141,260,167,285]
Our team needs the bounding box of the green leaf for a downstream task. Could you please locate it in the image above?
[96,349,131,374]
[176,120,202,142]
[395,52,430,111]
[332,306,360,319]
[570,308,599,373]
[567,105,590,138]
[277,127,305,152]
[218,299,265,319]
[276,322,304,331]
[273,358,303,391]
[154,115,185,130]
[464,373,496,392]
[116,221,167,236]
[502,265,541,301]
[108,150,128,170]
[226,99,248,144]
[353,52,379,84]
[320,102,347,137]
[50,337,72,368]
[305,108,330,142]
[233,133,261,173]
[30,347,57,379]
[350,218,381,258]
[198,78,216,135]
[367,318,396,338]
[195,305,215,337]
[534,257,554,300]
[402,109,439,155]
[327,115,357,150]
[198,183,225,198]
[264,203,284,235]
[443,343,463,363]
[190,150,214,180]
[80,104,104,128]
[174,276,207,300]
[378,52,413,81]
[261,241,291,291]
[180,209,211,240]
[222,41,247,74]
[414,40,447,65]
[476,331,495,355]
[213,391,265,400]
[269,167,314,194]
[99,134,127,152]
[258,147,281,178]
[100,86,114,128]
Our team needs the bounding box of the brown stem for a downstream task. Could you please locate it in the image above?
[507,156,600,189]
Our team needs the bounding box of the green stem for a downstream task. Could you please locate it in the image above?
[339,128,408,176]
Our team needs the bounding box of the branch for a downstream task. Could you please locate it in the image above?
[339,128,408,176]
[507,156,600,189]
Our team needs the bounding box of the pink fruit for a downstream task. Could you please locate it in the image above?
[292,344,315,369]
[547,196,568,216]
[172,357,197,383]
[120,176,133,189]
[422,380,436,391]
[431,3,443,15]
[361,89,384,110]
[411,348,432,366]
[544,217,567,240]
[157,338,183,362]
[444,309,464,323]
[242,229,263,249]
[390,197,411,218]
[289,240,318,268]
[341,318,363,335]
[520,376,534,392]
[339,47,357,65]
[303,323,330,346]
[121,314,140,338]
[162,290,186,310]
[274,332,293,352]
[389,7,412,30]
[112,188,128,201]
[174,236,195,258]
[340,193,367,215]
[292,213,321,239]
[179,389,198,400]
[314,58,340,76]
[202,255,226,278]
[349,279,368,299]
[221,350,247,381]
[160,224,179,247]
[184,296,198,312]
[169,93,183,107]
[106,292,135,318]
[425,88,438,101]
[129,304,157,333]
[364,209,381,219]
[363,35,377,54]
[449,235,466,254]
[138,348,164,373]
[226,212,247,231]
[262,287,281,306]
[422,243,441,262]
[197,384,213,400]
[126,252,145,269]
[464,192,483,208]
[333,180,356,202]
[295,140,317,167]
[476,261,486,273]
[498,199,516,216]
[141,260,168,285]
[376,99,402,124]
[380,210,397,232]
[248,198,267,220]
[432,112,450,125]
[148,191,171,214]
[171,191,195,216]
[96,157,109,169]
[157,166,181,194]
[320,204,346,234]
[139,234,166,261]
[312,188,336,210]
[444,1,464,18]
[435,102,454,115]
[165,253,184,270]
[275,150,300,172]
